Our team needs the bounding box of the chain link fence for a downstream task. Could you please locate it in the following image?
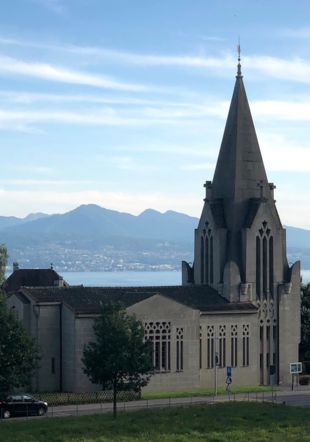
[1,390,279,420]
[35,390,140,406]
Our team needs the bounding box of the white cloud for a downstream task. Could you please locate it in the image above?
[0,55,148,92]
[259,133,310,172]
[3,37,310,85]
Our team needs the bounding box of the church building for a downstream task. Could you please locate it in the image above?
[7,57,300,393]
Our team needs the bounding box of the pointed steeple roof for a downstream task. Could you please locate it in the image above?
[212,57,269,203]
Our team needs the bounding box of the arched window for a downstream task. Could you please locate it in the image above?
[201,221,214,285]
[256,221,273,299]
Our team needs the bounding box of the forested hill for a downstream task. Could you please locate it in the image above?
[0,204,309,271]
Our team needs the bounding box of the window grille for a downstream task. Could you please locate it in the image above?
[231,325,238,367]
[176,327,184,371]
[207,325,214,369]
[218,325,226,367]
[144,321,171,372]
[242,324,250,366]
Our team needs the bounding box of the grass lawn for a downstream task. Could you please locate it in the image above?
[141,385,272,399]
[1,402,310,442]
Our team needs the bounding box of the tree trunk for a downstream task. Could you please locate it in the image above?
[113,380,117,419]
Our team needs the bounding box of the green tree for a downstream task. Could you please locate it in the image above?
[0,293,39,396]
[301,282,310,365]
[82,303,153,418]
[0,244,8,285]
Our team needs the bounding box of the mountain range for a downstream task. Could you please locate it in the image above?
[0,204,309,271]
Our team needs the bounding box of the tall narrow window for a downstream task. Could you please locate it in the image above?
[256,236,261,299]
[263,237,267,297]
[205,236,209,284]
[242,325,250,366]
[200,236,204,283]
[219,325,226,368]
[144,322,171,372]
[260,326,264,384]
[269,237,274,298]
[257,222,273,299]
[207,325,214,369]
[231,325,238,367]
[266,326,270,370]
[199,326,202,369]
[202,222,214,286]
[176,327,184,371]
[272,325,277,366]
[51,357,55,374]
[210,236,214,284]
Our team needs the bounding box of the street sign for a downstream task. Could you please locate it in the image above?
[290,362,302,374]
[226,366,232,377]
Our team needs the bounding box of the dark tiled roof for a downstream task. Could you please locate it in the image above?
[19,285,257,314]
[4,269,67,293]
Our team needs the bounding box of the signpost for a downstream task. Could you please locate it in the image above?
[226,366,232,393]
[290,362,302,390]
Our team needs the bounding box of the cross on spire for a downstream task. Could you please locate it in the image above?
[237,40,242,78]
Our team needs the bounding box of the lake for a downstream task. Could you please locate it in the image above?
[59,269,310,286]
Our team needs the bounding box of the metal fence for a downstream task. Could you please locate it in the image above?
[0,390,279,421]
[35,390,140,406]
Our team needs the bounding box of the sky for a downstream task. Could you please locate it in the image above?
[1,0,310,228]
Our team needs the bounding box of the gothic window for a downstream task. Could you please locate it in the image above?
[205,236,209,283]
[266,326,270,370]
[272,325,277,366]
[210,236,214,284]
[256,236,261,298]
[144,321,171,372]
[219,325,226,368]
[199,326,202,369]
[201,222,214,285]
[231,325,238,367]
[269,237,274,297]
[207,325,214,369]
[260,326,264,384]
[200,236,204,283]
[176,327,184,371]
[256,221,274,299]
[242,324,250,366]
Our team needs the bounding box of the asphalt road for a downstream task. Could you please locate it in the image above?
[2,389,310,421]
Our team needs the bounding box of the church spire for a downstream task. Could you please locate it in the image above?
[211,52,269,207]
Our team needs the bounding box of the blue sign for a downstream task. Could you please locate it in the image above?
[226,366,232,377]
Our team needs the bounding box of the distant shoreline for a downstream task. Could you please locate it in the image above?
[5,269,310,286]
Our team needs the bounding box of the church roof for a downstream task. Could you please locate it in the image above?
[18,285,257,314]
[4,268,68,293]
[212,63,270,205]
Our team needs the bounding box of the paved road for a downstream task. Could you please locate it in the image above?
[2,389,310,421]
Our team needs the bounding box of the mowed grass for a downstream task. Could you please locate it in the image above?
[2,402,310,442]
[142,385,272,399]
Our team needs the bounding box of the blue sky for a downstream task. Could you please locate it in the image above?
[1,0,310,228]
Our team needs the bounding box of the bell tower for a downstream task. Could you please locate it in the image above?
[182,50,300,385]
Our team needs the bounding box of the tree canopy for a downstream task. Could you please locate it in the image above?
[0,294,39,396]
[82,303,153,417]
